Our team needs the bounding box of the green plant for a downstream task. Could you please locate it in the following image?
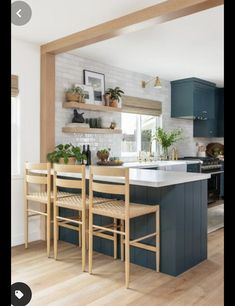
[105,87,124,101]
[152,127,183,151]
[66,85,85,97]
[47,143,87,164]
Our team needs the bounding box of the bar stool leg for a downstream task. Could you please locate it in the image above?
[54,204,58,260]
[82,209,86,272]
[125,218,130,289]
[156,208,160,272]
[88,211,93,274]
[79,211,82,248]
[47,201,51,258]
[24,199,28,249]
[113,218,117,259]
[120,220,124,261]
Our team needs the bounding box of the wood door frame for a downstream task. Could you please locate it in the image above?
[40,0,223,162]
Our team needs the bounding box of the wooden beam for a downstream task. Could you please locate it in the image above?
[41,0,223,55]
[40,53,55,162]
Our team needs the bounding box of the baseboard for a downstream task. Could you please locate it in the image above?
[11,230,41,247]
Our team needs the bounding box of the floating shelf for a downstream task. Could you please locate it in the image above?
[62,127,122,134]
[63,102,122,113]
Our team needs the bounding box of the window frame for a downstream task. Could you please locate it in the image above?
[121,113,162,157]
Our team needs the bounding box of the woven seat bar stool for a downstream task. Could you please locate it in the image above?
[24,162,73,257]
[88,166,160,288]
[53,164,110,271]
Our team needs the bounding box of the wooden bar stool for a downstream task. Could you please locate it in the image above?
[53,164,110,271]
[88,166,160,288]
[24,162,73,257]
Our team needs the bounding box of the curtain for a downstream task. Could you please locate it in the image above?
[122,95,162,116]
[11,75,19,97]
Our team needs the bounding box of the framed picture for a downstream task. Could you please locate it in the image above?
[83,70,105,104]
[75,84,94,104]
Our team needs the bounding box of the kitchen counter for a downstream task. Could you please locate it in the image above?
[123,160,202,168]
[50,167,210,277]
[52,167,210,187]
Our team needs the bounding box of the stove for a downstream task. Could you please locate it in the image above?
[180,156,223,204]
[181,156,222,173]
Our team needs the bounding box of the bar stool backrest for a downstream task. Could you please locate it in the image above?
[25,162,51,198]
[53,164,86,204]
[89,166,130,215]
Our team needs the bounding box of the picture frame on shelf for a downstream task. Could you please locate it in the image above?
[83,70,105,105]
[75,84,94,104]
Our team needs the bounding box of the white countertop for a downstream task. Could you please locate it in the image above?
[33,167,210,188]
[123,160,202,168]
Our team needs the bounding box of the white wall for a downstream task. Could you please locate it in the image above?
[56,53,224,159]
[11,38,40,246]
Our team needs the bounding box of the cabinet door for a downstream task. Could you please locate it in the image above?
[193,119,216,137]
[171,81,194,118]
[216,88,224,137]
[193,84,215,119]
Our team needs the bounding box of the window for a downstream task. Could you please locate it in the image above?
[121,113,161,157]
[11,96,20,176]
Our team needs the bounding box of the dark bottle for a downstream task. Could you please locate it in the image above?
[82,145,87,165]
[86,145,91,165]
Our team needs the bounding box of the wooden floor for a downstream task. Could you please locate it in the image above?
[12,229,224,306]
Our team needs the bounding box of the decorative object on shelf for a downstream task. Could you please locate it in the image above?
[105,86,124,108]
[97,148,109,162]
[104,93,110,106]
[65,84,85,102]
[72,109,85,123]
[110,121,116,129]
[152,127,183,160]
[47,143,87,164]
[75,84,94,104]
[141,76,162,89]
[83,70,105,105]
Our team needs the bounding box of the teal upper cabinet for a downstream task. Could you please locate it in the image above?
[171,77,216,119]
[216,88,224,137]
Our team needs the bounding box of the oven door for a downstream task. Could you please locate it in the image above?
[208,172,221,204]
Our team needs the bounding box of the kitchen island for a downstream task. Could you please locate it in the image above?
[58,168,210,277]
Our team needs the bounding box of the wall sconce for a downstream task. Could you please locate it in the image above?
[141,76,162,88]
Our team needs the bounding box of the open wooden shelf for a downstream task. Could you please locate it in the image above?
[63,102,122,113]
[62,127,122,134]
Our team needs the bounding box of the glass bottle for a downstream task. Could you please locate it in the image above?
[82,145,87,164]
[86,145,91,165]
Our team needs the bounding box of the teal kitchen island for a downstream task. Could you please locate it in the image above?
[59,168,210,276]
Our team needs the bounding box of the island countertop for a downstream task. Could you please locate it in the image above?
[34,167,210,188]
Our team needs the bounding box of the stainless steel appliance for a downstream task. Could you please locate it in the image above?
[180,157,223,204]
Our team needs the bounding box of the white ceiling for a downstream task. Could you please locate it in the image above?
[12,1,224,86]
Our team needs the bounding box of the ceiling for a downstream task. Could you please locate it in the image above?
[12,1,224,86]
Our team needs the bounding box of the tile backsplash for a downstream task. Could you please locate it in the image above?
[55,53,223,162]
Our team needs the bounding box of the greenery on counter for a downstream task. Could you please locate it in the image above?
[152,127,183,158]
[47,143,87,164]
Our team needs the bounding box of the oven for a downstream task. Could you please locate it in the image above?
[201,166,222,204]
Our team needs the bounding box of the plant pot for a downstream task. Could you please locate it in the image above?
[97,151,109,161]
[66,92,81,102]
[59,157,76,165]
[109,99,118,107]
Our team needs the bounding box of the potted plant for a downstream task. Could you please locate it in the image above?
[152,128,183,160]
[105,87,124,107]
[97,148,109,162]
[47,144,87,165]
[65,85,85,103]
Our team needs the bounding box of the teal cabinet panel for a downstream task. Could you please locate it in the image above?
[187,163,200,173]
[171,77,216,119]
[216,88,224,137]
[193,118,217,137]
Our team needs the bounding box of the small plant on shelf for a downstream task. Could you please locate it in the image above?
[47,143,87,164]
[65,85,85,103]
[105,86,124,107]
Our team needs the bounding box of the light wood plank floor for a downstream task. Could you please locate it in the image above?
[12,229,224,306]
